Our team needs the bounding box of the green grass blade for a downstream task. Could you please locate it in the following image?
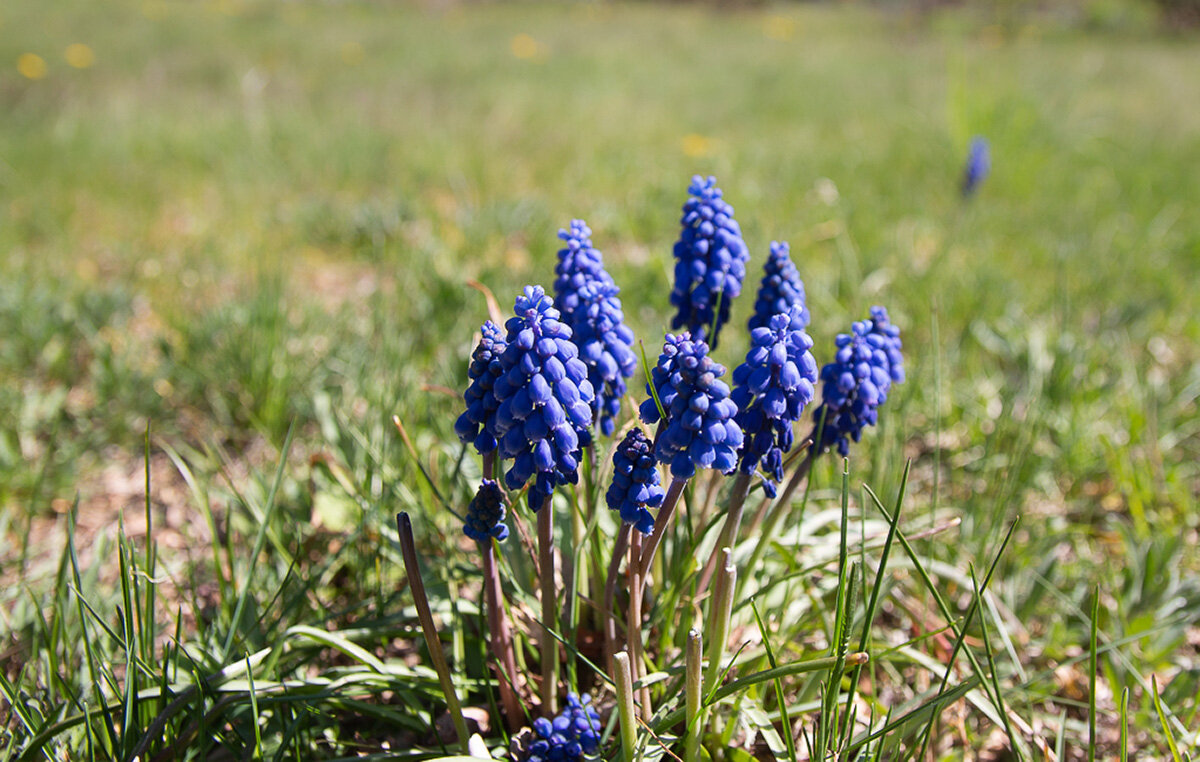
[222,421,296,659]
[1088,584,1099,761]
[1152,675,1184,762]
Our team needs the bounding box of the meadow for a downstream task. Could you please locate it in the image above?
[2,0,1199,758]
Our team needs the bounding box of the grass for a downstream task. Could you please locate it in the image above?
[2,0,1199,758]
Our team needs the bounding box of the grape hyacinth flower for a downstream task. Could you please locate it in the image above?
[605,428,665,534]
[868,306,905,384]
[812,308,904,456]
[453,321,507,455]
[669,176,750,346]
[732,307,819,497]
[492,286,595,510]
[569,280,637,437]
[749,241,809,332]
[640,332,743,480]
[518,694,602,762]
[462,479,509,543]
[961,136,990,197]
[553,219,613,326]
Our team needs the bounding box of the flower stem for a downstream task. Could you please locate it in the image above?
[396,512,470,753]
[695,471,753,597]
[743,446,817,591]
[482,540,522,731]
[684,629,703,762]
[537,497,558,717]
[604,523,632,675]
[702,548,736,699]
[628,531,651,715]
[614,652,638,762]
[637,477,687,580]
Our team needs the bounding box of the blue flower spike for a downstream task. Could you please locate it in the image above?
[813,307,905,456]
[571,280,637,436]
[463,479,509,543]
[669,175,750,347]
[961,136,990,198]
[454,321,508,455]
[492,285,596,510]
[520,694,602,762]
[640,332,743,480]
[605,427,666,534]
[553,219,614,327]
[868,305,905,384]
[732,306,819,496]
[749,241,809,332]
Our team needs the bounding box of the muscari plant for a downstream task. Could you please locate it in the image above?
[405,176,906,762]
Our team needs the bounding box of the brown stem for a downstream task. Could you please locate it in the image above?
[637,477,687,579]
[604,523,632,675]
[396,513,470,752]
[482,541,523,731]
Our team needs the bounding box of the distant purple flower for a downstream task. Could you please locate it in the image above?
[732,307,818,496]
[669,176,750,347]
[492,286,595,509]
[812,308,904,456]
[519,694,601,762]
[454,321,507,454]
[605,428,664,534]
[463,479,509,543]
[961,137,990,197]
[641,332,743,479]
[749,241,809,332]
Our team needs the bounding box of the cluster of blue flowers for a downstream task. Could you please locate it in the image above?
[669,176,749,346]
[605,428,665,534]
[462,479,509,542]
[553,220,637,437]
[812,307,904,456]
[640,333,743,480]
[450,175,909,751]
[732,307,819,496]
[453,321,507,455]
[749,241,809,331]
[491,286,595,509]
[520,694,602,762]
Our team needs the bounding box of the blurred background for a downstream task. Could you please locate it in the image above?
[2,0,1198,753]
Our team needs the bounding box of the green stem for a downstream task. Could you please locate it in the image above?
[685,629,703,762]
[396,513,469,753]
[702,548,736,697]
[614,652,638,762]
[743,445,817,585]
[695,471,752,597]
[537,498,558,717]
[628,530,651,715]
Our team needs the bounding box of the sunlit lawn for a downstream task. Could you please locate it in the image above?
[2,0,1199,757]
